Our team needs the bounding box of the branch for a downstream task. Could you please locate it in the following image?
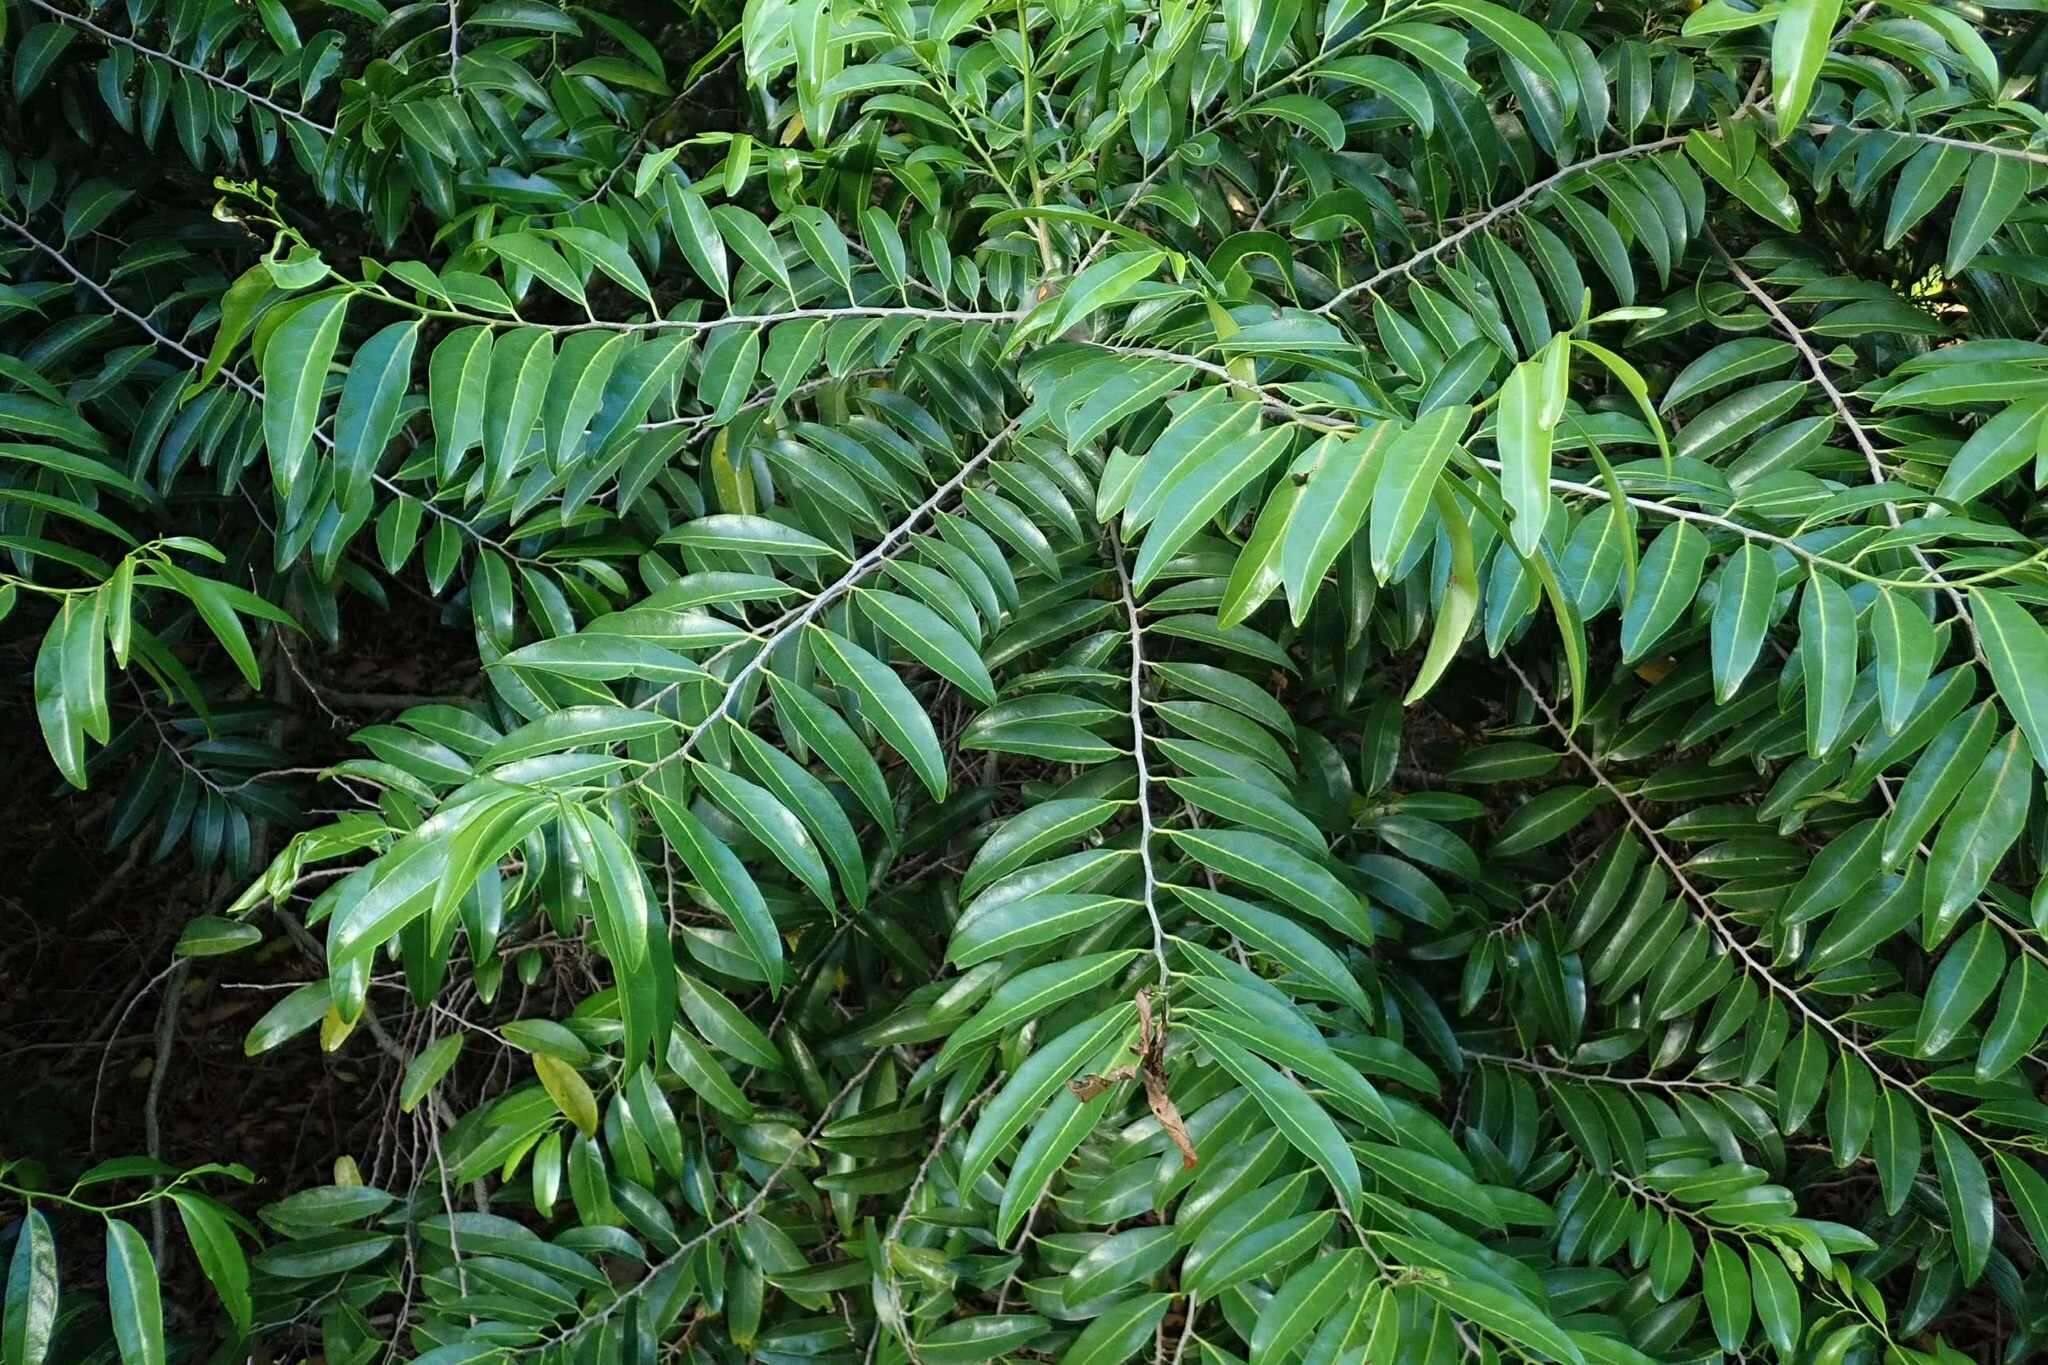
[1316,135,1689,316]
[1500,652,1992,1152]
[515,1052,882,1360]
[19,0,338,136]
[1709,233,1987,664]
[1110,535,1173,995]
[627,416,1025,786]
[0,208,536,566]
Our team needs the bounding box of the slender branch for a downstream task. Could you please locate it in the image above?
[1465,1049,1756,1096]
[1500,653,1991,1150]
[1803,121,2048,169]
[1316,135,1690,315]
[0,208,534,566]
[1110,535,1174,994]
[384,300,1024,337]
[18,0,338,136]
[628,417,1024,787]
[568,55,740,211]
[1076,336,2023,594]
[445,0,461,94]
[514,1053,882,1360]
[1710,233,1986,664]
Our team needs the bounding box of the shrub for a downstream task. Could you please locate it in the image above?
[6,0,2048,1360]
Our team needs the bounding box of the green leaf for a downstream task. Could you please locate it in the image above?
[543,330,627,470]
[694,761,832,907]
[1975,590,2048,774]
[696,325,761,427]
[1248,94,1346,151]
[1770,0,1842,139]
[1995,1152,2048,1266]
[1171,885,1374,1019]
[1884,143,1970,248]
[1977,956,2048,1081]
[1947,150,2029,275]
[918,1316,1049,1364]
[1932,1121,1993,1284]
[1746,1242,1800,1356]
[333,320,419,507]
[399,1034,464,1113]
[948,894,1136,967]
[1204,1034,1362,1213]
[1798,571,1857,759]
[1710,543,1778,703]
[646,791,784,993]
[1355,1142,1501,1228]
[1283,422,1399,622]
[1686,130,1802,231]
[956,1004,1136,1192]
[857,588,995,704]
[810,627,948,801]
[482,706,673,767]
[427,324,493,477]
[1044,251,1166,341]
[1134,427,1293,591]
[3,1208,57,1365]
[1056,1294,1171,1365]
[1168,828,1372,944]
[1372,405,1470,582]
[1702,1239,1750,1351]
[1923,729,2032,945]
[932,949,1141,1072]
[259,291,347,495]
[1619,521,1706,664]
[480,326,553,493]
[105,1220,165,1365]
[1415,1278,1585,1365]
[1251,1249,1362,1365]
[1870,589,1937,735]
[168,1194,250,1338]
[1918,919,2006,1055]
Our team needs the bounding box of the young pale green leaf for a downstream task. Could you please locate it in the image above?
[1371,405,1470,581]
[1282,422,1399,622]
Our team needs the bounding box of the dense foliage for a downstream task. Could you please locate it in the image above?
[6,0,2048,1360]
